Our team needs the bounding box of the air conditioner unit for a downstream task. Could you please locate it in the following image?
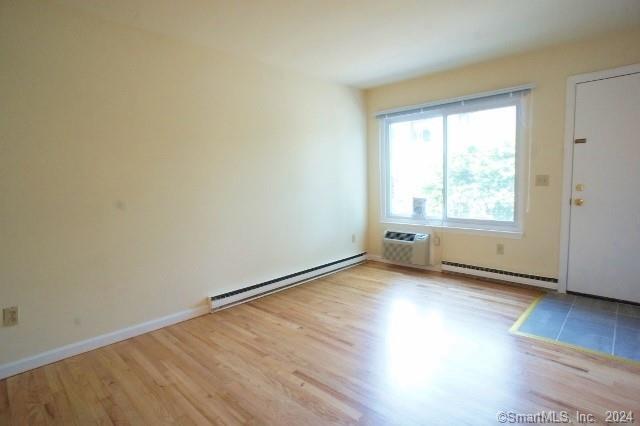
[383,230,430,266]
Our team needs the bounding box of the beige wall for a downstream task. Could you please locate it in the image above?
[366,28,640,279]
[3,0,639,369]
[0,0,366,365]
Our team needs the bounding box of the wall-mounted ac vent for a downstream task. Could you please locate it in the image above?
[383,231,429,266]
[441,261,558,289]
[210,253,366,311]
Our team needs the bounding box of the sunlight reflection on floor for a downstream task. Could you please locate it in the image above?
[385,299,453,389]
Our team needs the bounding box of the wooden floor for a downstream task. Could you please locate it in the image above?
[2,261,640,425]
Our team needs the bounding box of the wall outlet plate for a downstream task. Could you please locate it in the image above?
[496,243,505,255]
[3,306,18,326]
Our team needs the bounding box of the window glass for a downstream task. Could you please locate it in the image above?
[382,93,525,232]
[388,116,443,218]
[446,106,516,222]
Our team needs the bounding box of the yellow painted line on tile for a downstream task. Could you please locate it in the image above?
[509,294,544,333]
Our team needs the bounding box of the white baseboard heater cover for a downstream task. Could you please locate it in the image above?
[441,261,558,289]
[383,230,430,266]
[210,253,366,310]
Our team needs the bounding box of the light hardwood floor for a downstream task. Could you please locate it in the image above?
[2,261,640,425]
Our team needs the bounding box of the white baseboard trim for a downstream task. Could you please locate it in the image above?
[441,262,558,290]
[366,254,442,272]
[0,305,210,380]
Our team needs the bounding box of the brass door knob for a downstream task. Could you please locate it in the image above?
[574,198,584,206]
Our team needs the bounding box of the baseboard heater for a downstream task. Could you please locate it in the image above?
[441,261,558,289]
[210,252,367,311]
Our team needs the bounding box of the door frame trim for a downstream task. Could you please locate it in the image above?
[558,63,640,293]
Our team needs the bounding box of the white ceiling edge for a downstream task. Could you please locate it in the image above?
[49,0,640,89]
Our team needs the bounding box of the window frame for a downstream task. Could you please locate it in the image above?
[380,94,527,235]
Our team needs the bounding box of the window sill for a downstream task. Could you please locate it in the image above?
[380,219,523,239]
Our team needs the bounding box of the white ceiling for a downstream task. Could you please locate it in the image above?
[55,0,640,88]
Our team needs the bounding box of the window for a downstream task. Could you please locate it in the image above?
[380,88,529,233]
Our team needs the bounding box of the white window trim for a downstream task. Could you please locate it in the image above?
[379,91,529,236]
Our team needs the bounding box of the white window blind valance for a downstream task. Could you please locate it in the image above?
[375,84,535,119]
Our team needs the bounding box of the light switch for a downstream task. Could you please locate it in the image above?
[535,174,550,187]
[3,306,18,326]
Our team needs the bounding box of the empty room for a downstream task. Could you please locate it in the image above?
[2,0,640,424]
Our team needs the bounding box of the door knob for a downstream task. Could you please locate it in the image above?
[574,198,584,206]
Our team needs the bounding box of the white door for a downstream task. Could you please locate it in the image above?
[567,71,640,303]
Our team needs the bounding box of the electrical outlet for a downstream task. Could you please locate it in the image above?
[3,306,18,327]
[433,235,441,246]
[351,234,356,243]
[496,243,505,255]
[535,174,550,187]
